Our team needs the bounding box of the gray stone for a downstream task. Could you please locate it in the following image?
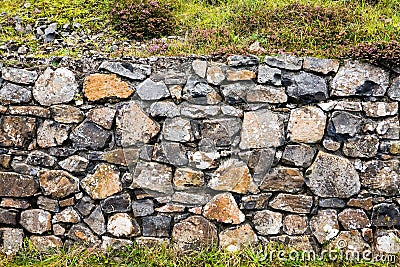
[0,116,36,147]
[387,76,400,101]
[37,120,70,148]
[2,67,38,84]
[362,102,398,117]
[70,121,111,150]
[227,55,259,67]
[132,199,154,217]
[372,203,400,227]
[281,144,316,168]
[334,101,362,111]
[33,68,78,106]
[172,192,210,205]
[258,65,281,85]
[306,152,360,198]
[329,111,362,137]
[26,151,56,167]
[201,118,241,147]
[246,85,287,103]
[101,236,133,250]
[107,213,140,237]
[11,162,40,176]
[75,196,95,217]
[207,65,225,85]
[152,142,188,166]
[37,196,59,212]
[240,148,275,185]
[137,78,170,100]
[375,230,400,254]
[253,210,283,235]
[310,209,339,244]
[20,209,52,234]
[38,170,79,199]
[162,117,194,142]
[68,224,99,246]
[0,208,17,225]
[338,209,370,230]
[0,83,31,104]
[286,72,328,103]
[303,57,340,74]
[183,76,221,105]
[101,193,131,213]
[99,61,149,80]
[343,135,379,158]
[264,55,302,70]
[287,106,326,143]
[188,151,220,170]
[269,194,313,213]
[192,60,207,78]
[59,155,89,172]
[221,106,243,117]
[180,103,220,118]
[319,198,346,208]
[149,101,180,117]
[86,107,116,129]
[0,228,24,256]
[322,138,341,151]
[51,105,84,124]
[219,224,258,252]
[0,172,38,197]
[360,160,399,196]
[84,206,106,235]
[221,81,255,104]
[240,193,272,210]
[260,167,304,193]
[142,215,171,237]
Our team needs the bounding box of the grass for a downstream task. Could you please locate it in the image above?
[1,240,397,267]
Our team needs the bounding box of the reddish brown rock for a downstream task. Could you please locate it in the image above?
[87,107,116,129]
[260,167,304,193]
[173,168,205,190]
[84,73,133,101]
[203,193,245,224]
[0,198,31,209]
[226,70,256,81]
[338,209,371,230]
[38,170,79,199]
[269,194,313,213]
[102,148,139,166]
[219,224,258,252]
[0,172,38,197]
[288,106,326,143]
[51,105,84,124]
[283,214,308,235]
[0,116,36,147]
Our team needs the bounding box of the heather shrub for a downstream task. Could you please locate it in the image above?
[110,0,176,40]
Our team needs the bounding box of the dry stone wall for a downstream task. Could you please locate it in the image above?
[1,54,400,255]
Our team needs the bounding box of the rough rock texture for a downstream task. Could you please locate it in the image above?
[219,224,258,252]
[253,210,283,235]
[39,170,79,198]
[288,106,326,143]
[20,209,52,234]
[310,209,339,244]
[84,74,133,101]
[203,193,245,224]
[0,83,32,104]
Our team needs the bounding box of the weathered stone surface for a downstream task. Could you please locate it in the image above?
[173,168,204,190]
[286,72,328,103]
[0,172,38,197]
[142,215,171,237]
[306,152,360,198]
[172,192,211,205]
[246,85,287,103]
[331,61,389,96]
[319,198,346,208]
[152,142,188,166]
[0,228,24,256]
[101,236,133,250]
[329,111,362,137]
[188,151,220,170]
[207,65,225,85]
[338,209,370,230]
[0,116,36,147]
[253,210,283,235]
[137,78,170,100]
[99,61,149,80]
[0,83,31,104]
[227,55,259,67]
[101,193,131,213]
[203,193,245,224]
[0,198,30,209]
[288,106,326,143]
[53,207,80,223]
[265,55,302,70]
[180,103,220,118]
[360,160,399,196]
[347,197,373,210]
[227,70,256,81]
[0,208,17,225]
[192,60,207,78]
[155,203,185,213]
[281,144,316,168]
[39,170,79,199]
[30,235,63,252]
[149,101,180,118]
[240,193,272,210]
[201,118,241,147]
[0,154,11,168]
[343,135,379,158]
[37,196,59,212]
[258,65,281,85]
[208,159,257,194]
[303,57,340,74]
[84,206,106,235]
[7,106,49,117]
[2,67,38,84]
[131,199,154,217]
[75,196,95,217]
[68,224,99,246]
[375,230,400,254]
[260,167,304,193]
[84,73,133,101]
[362,102,398,117]
[310,209,339,244]
[372,203,400,227]
[172,215,218,251]
[283,215,308,235]
[86,107,116,129]
[51,105,84,123]
[322,138,341,151]
[20,209,51,234]
[240,109,284,149]
[221,81,254,104]
[36,120,69,148]
[10,161,40,176]
[102,148,139,166]
[387,76,400,101]
[269,194,313,213]
[26,151,55,167]
[116,101,160,146]
[107,213,140,237]
[240,148,275,185]
[330,231,370,254]
[33,68,78,106]
[162,117,194,142]
[70,121,111,150]
[183,76,222,105]
[219,224,258,252]
[59,155,89,172]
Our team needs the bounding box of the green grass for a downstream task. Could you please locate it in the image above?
[1,241,397,267]
[1,0,400,63]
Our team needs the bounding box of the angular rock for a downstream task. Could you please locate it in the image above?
[155,203,185,213]
[281,144,316,168]
[310,209,339,244]
[183,76,221,105]
[334,100,363,111]
[26,151,56,167]
[20,209,51,234]
[227,55,259,67]
[221,81,254,104]
[107,213,140,237]
[53,207,80,223]
[99,61,149,80]
[0,116,36,147]
[33,68,78,106]
[330,230,370,254]
[318,198,346,208]
[84,73,133,101]
[0,198,30,209]
[192,60,207,78]
[142,215,171,237]
[343,135,379,158]
[188,151,220,170]
[338,209,370,230]
[8,106,50,117]
[131,199,154,217]
[264,55,302,70]
[81,164,121,200]
[207,65,225,85]
[101,193,131,213]
[59,155,89,172]
[306,152,360,198]
[387,76,400,101]
[226,70,256,81]
[169,85,182,101]
[219,224,258,252]
[246,85,287,103]
[162,117,194,142]
[253,210,283,235]
[70,121,111,150]
[240,193,272,210]
[203,192,245,224]
[172,215,218,251]
[329,111,362,137]
[375,230,400,254]
[173,168,204,190]
[283,214,308,235]
[137,78,170,100]
[347,197,373,210]
[257,65,281,85]
[0,172,38,197]
[68,224,99,246]
[149,101,180,118]
[87,107,116,129]
[288,106,326,143]
[172,192,211,206]
[84,206,106,235]
[0,228,24,256]
[360,160,399,196]
[51,105,84,124]
[152,142,188,166]
[37,120,69,148]
[240,148,275,185]
[0,208,17,225]
[303,57,340,74]
[261,167,304,193]
[37,196,59,212]
[331,61,389,96]
[102,148,139,166]
[30,235,63,252]
[372,203,400,227]
[201,118,241,147]
[39,170,79,199]
[286,72,328,103]
[0,83,31,104]
[362,102,398,117]
[180,103,220,118]
[75,196,95,217]
[240,109,284,149]
[2,67,38,84]
[269,194,313,213]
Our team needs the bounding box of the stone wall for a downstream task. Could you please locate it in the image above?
[1,54,400,256]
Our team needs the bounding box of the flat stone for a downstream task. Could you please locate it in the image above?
[347,197,373,210]
[37,196,59,212]
[172,215,218,251]
[331,61,389,96]
[20,209,52,234]
[0,116,36,147]
[306,152,360,198]
[155,203,185,213]
[26,151,55,167]
[269,193,313,213]
[102,148,139,166]
[221,81,255,104]
[283,214,308,235]
[0,83,31,104]
[281,144,316,168]
[188,151,220,170]
[81,163,122,200]
[68,224,99,246]
[338,209,370,230]
[30,235,63,252]
[107,213,140,237]
[253,210,283,235]
[207,65,225,85]
[0,228,24,256]
[362,102,398,117]
[192,60,207,78]
[38,170,79,199]
[303,57,340,74]
[33,68,78,106]
[99,61,149,80]
[0,172,38,197]
[37,120,69,148]
[131,199,154,217]
[318,198,346,208]
[343,135,379,158]
[257,65,281,85]
[75,196,95,216]
[51,105,84,123]
[70,121,111,150]
[227,70,256,81]
[101,193,131,213]
[334,101,363,111]
[84,206,106,235]
[149,101,180,118]
[240,193,272,210]
[59,155,89,172]
[183,75,221,105]
[87,107,116,129]
[101,236,133,250]
[286,72,328,103]
[8,106,50,117]
[310,209,339,244]
[387,76,400,101]
[172,192,211,205]
[52,207,80,223]
[173,168,204,190]
[0,198,30,209]
[208,159,257,194]
[372,203,400,227]
[240,148,275,185]
[322,138,341,151]
[131,161,173,197]
[152,142,188,166]
[375,230,400,254]
[260,167,304,193]
[360,160,399,196]
[329,111,362,137]
[246,85,287,103]
[203,192,245,224]
[2,67,38,84]
[288,106,326,143]
[116,101,160,146]
[201,117,241,147]
[180,103,220,118]
[142,215,171,237]
[162,117,194,142]
[84,73,133,101]
[219,224,258,252]
[227,55,259,67]
[240,109,284,149]
[0,208,17,225]
[137,78,170,100]
[264,55,302,70]
[10,161,40,176]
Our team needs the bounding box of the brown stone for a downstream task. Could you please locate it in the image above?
[360,160,399,196]
[283,214,308,235]
[203,193,245,224]
[0,105,7,113]
[226,70,256,81]
[347,197,373,210]
[102,148,139,166]
[330,230,370,254]
[8,106,50,117]
[87,107,116,129]
[173,168,204,190]
[0,198,30,209]
[338,209,371,230]
[0,154,11,168]
[84,74,134,101]
[51,105,84,123]
[310,209,339,244]
[362,102,398,117]
[0,228,24,256]
[38,170,79,199]
[155,203,185,213]
[37,120,70,148]
[0,172,38,197]
[269,194,313,213]
[260,167,304,193]
[253,210,283,235]
[219,224,258,252]
[240,193,272,210]
[53,207,80,223]
[20,209,52,234]
[288,106,326,143]
[246,85,287,104]
[0,116,36,147]
[67,224,100,246]
[30,236,63,252]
